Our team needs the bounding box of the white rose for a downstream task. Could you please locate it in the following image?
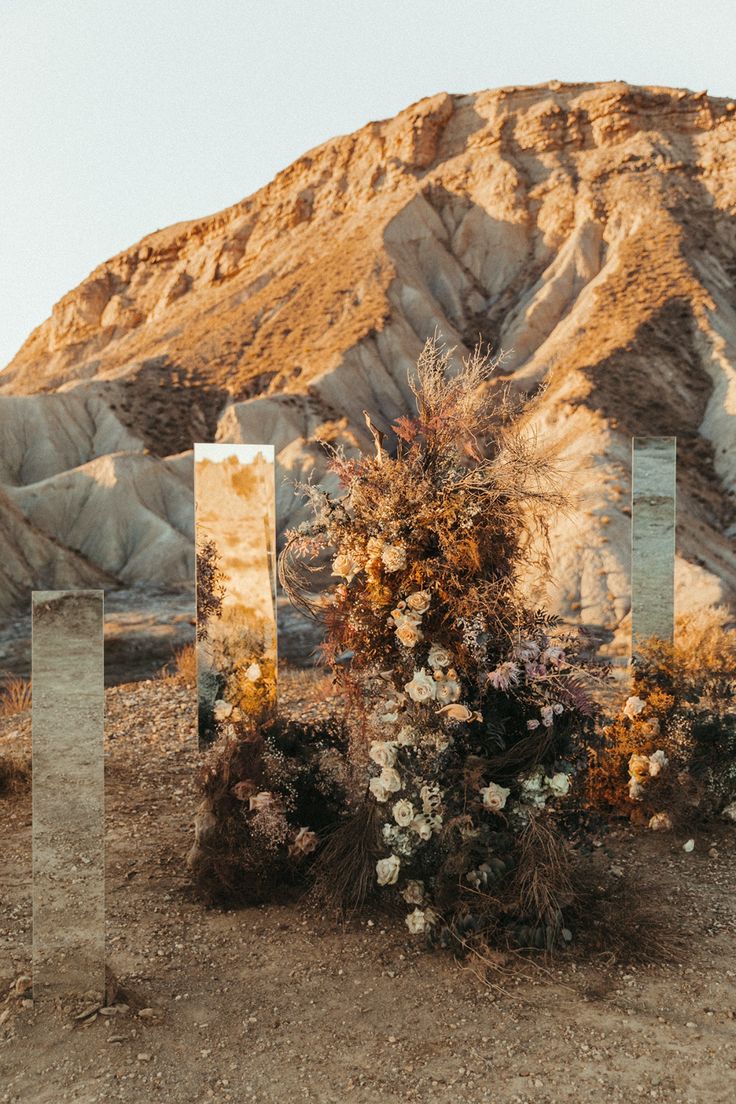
[405,908,426,934]
[331,553,360,583]
[480,782,510,812]
[400,879,425,905]
[392,799,415,827]
[623,695,646,719]
[648,750,668,777]
[369,741,397,768]
[405,668,437,703]
[381,543,407,572]
[245,663,262,682]
[428,644,452,670]
[546,772,570,797]
[406,591,431,614]
[213,699,233,721]
[376,854,401,885]
[380,766,402,793]
[410,814,433,841]
[396,621,424,648]
[369,776,391,803]
[552,702,564,715]
[435,678,461,704]
[527,718,540,730]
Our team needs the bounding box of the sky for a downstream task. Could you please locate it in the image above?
[2,0,734,369]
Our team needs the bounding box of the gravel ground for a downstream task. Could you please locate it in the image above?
[1,673,735,1104]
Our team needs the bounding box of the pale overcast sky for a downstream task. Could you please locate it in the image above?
[2,0,733,369]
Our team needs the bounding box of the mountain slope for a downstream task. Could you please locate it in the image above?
[2,81,735,645]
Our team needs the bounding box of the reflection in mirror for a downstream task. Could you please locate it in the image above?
[194,444,277,748]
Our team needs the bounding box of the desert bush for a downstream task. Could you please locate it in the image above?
[160,644,197,685]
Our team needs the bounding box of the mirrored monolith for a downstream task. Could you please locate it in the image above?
[194,444,277,747]
[631,437,676,656]
[32,590,105,999]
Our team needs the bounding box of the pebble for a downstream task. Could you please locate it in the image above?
[137,1052,152,1062]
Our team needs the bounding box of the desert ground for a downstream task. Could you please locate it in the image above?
[1,670,735,1104]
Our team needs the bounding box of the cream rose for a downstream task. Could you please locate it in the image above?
[623,695,646,719]
[648,749,668,777]
[392,799,415,827]
[400,879,425,905]
[245,662,262,682]
[405,668,437,703]
[435,678,461,704]
[331,552,360,583]
[406,590,431,614]
[369,741,397,768]
[405,908,426,934]
[376,854,401,885]
[480,782,510,812]
[546,772,570,797]
[380,766,402,793]
[213,699,233,721]
[369,776,391,803]
[428,643,452,670]
[396,621,424,648]
[628,753,650,781]
[381,543,407,572]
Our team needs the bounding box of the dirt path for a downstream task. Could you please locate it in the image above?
[1,678,735,1104]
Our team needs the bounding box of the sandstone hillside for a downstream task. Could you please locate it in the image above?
[2,81,735,647]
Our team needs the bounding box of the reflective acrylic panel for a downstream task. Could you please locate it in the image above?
[194,444,277,747]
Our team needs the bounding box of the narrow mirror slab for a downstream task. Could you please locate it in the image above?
[194,444,277,747]
[631,437,676,653]
[32,590,105,1000]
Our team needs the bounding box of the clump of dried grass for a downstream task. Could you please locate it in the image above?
[309,800,383,914]
[0,678,32,717]
[159,644,196,685]
[0,751,30,797]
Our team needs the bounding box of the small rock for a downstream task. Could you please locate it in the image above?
[721,800,736,822]
[683,839,695,852]
[108,1034,127,1043]
[137,1052,152,1062]
[13,976,32,996]
[0,1008,11,1026]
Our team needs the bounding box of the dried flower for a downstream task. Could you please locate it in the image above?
[405,668,437,703]
[648,749,668,777]
[231,780,257,802]
[515,640,540,662]
[542,646,566,667]
[332,552,361,584]
[289,827,319,857]
[369,741,397,768]
[487,661,520,691]
[401,879,425,905]
[369,776,391,803]
[396,726,415,746]
[436,703,474,722]
[435,678,462,704]
[623,695,646,719]
[396,621,424,648]
[380,766,402,793]
[245,663,262,682]
[420,783,442,813]
[248,791,277,813]
[428,644,452,670]
[376,854,401,885]
[213,699,233,721]
[546,772,570,797]
[405,908,427,934]
[406,591,431,614]
[392,799,415,827]
[526,718,540,730]
[480,782,510,812]
[628,753,650,782]
[410,814,433,840]
[381,543,407,572]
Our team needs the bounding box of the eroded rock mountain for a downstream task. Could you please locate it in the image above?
[2,81,735,647]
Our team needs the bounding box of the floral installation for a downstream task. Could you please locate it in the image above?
[589,609,736,827]
[280,339,604,948]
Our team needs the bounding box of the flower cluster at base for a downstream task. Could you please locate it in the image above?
[281,340,601,945]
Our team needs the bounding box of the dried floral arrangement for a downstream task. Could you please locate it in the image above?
[272,339,604,948]
[589,609,736,829]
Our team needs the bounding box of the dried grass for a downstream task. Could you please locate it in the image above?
[159,644,197,685]
[0,678,32,717]
[309,800,383,914]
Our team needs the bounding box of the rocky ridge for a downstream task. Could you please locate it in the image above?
[1,81,735,650]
